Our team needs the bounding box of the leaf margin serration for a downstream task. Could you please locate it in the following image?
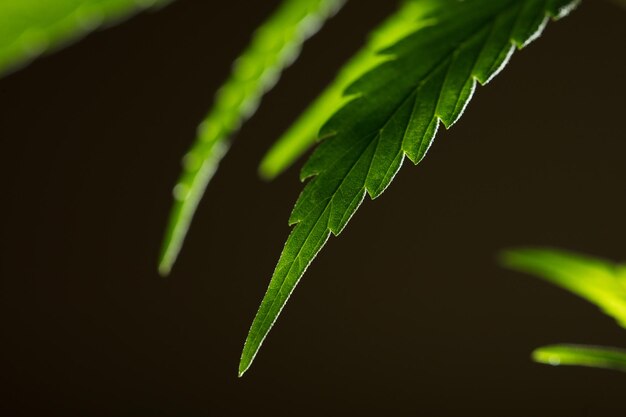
[239,0,580,376]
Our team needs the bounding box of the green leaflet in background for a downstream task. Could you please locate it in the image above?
[158,0,346,276]
[533,345,626,372]
[501,248,626,328]
[240,0,580,376]
[502,248,626,373]
[0,0,171,77]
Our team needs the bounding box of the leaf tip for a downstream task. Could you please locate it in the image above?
[238,348,254,378]
[158,237,179,277]
[498,247,540,270]
[497,248,517,267]
[258,160,278,182]
[157,260,172,277]
[531,346,557,366]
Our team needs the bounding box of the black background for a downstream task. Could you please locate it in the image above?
[1,1,625,415]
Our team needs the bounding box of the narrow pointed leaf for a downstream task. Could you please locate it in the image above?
[501,248,626,328]
[158,0,345,275]
[0,0,171,77]
[533,344,626,372]
[240,0,579,376]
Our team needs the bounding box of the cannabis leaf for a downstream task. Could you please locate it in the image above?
[0,0,171,77]
[240,0,579,376]
[159,0,345,275]
[502,248,626,372]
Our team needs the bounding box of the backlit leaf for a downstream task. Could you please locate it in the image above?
[240,0,579,376]
[533,344,626,372]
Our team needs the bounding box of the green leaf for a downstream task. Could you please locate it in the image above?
[501,248,626,328]
[533,344,626,372]
[0,0,171,77]
[258,1,440,180]
[240,0,579,376]
[502,248,626,373]
[158,0,345,276]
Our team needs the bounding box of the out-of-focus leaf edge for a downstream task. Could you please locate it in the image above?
[0,0,173,78]
[533,344,626,372]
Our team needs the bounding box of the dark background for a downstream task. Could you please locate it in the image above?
[1,0,625,415]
